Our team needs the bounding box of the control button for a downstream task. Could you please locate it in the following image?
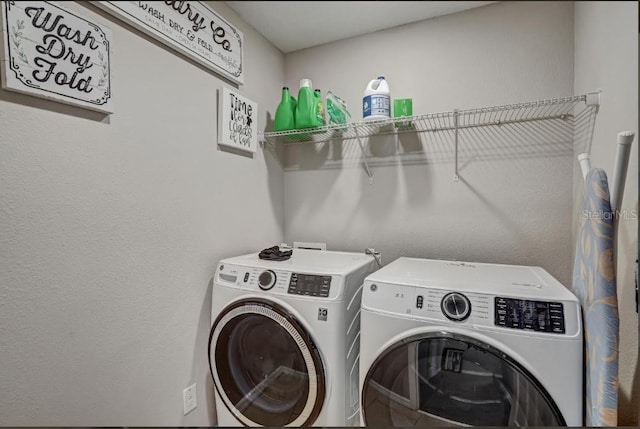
[243,273,250,283]
[258,270,276,290]
[441,292,472,321]
[416,295,424,309]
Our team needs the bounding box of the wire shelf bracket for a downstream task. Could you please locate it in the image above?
[453,109,459,182]
[354,128,374,184]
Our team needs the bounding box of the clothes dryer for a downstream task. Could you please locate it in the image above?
[359,257,583,426]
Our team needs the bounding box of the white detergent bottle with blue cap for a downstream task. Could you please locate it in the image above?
[363,76,390,121]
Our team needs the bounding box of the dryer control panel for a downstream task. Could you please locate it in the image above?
[494,297,565,334]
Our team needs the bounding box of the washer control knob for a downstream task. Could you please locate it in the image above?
[441,292,471,321]
[258,270,276,290]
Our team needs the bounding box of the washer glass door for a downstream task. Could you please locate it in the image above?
[209,299,325,427]
[362,332,565,426]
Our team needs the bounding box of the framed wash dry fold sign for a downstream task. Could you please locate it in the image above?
[93,1,243,84]
[0,1,113,113]
[218,87,257,153]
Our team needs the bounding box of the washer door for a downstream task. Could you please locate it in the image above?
[362,332,566,426]
[208,298,325,426]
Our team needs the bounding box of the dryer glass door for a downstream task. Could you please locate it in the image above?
[209,299,325,427]
[362,332,565,426]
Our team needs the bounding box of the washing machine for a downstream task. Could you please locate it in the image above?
[359,257,583,427]
[208,249,378,426]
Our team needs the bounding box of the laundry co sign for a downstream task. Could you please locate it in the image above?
[0,1,113,113]
[94,1,243,84]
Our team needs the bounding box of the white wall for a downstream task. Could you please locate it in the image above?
[283,1,575,285]
[0,1,284,425]
[574,1,638,424]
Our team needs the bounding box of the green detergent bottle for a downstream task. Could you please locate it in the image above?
[274,87,296,131]
[295,79,319,129]
[314,89,326,126]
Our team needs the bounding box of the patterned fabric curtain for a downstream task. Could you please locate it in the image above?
[572,168,619,426]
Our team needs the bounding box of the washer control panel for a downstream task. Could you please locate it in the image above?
[216,264,342,299]
[287,273,332,297]
[495,297,565,334]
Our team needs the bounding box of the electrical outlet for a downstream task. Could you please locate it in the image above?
[183,383,197,415]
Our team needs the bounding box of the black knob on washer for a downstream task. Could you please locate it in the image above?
[258,270,276,290]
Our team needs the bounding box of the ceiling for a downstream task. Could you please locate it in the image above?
[225,1,496,53]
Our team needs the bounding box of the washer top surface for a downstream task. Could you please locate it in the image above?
[366,257,577,302]
[219,248,375,275]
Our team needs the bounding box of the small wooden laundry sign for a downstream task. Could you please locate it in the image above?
[218,87,257,153]
[94,1,243,84]
[0,0,113,113]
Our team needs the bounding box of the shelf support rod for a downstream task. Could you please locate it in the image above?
[354,129,374,184]
[454,109,459,182]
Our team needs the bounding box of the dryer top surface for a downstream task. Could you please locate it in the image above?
[219,248,375,275]
[366,257,578,302]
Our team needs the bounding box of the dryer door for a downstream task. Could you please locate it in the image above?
[208,298,325,427]
[362,332,566,426]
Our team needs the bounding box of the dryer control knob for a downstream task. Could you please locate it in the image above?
[441,292,471,321]
[258,270,277,290]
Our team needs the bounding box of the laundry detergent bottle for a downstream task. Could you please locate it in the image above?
[314,89,326,126]
[274,86,296,131]
[295,79,319,129]
[363,76,391,121]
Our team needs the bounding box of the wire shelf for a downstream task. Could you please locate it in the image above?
[260,92,600,183]
[260,93,597,145]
